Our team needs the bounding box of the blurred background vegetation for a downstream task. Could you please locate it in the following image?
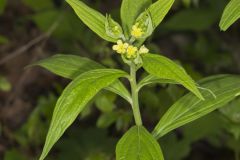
[0,0,240,160]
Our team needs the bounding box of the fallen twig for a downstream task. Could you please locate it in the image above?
[0,18,60,65]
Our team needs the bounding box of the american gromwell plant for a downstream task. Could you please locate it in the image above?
[32,0,240,159]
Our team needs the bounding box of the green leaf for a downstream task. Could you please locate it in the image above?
[220,0,240,31]
[142,54,203,100]
[33,54,103,79]
[116,125,164,160]
[138,74,178,90]
[66,0,116,42]
[39,69,127,160]
[153,75,240,139]
[148,0,175,28]
[33,54,131,102]
[121,0,152,36]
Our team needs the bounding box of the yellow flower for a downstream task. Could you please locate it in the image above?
[131,24,144,38]
[114,26,119,31]
[126,45,138,58]
[139,45,149,54]
[112,40,129,54]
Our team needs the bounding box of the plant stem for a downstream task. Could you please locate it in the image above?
[130,62,142,126]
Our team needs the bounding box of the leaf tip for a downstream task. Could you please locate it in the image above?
[197,93,205,101]
[39,153,46,160]
[219,24,227,32]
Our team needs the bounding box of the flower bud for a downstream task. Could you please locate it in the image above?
[131,10,154,39]
[105,14,123,39]
[126,45,138,58]
[139,45,149,54]
[112,40,129,54]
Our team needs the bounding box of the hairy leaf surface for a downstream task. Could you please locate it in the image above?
[142,54,203,100]
[66,0,116,42]
[153,75,240,139]
[39,69,127,160]
[220,0,240,31]
[33,54,131,102]
[34,54,103,79]
[148,0,175,28]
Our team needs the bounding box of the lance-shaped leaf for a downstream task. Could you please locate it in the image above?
[148,0,175,28]
[39,69,127,160]
[33,54,103,79]
[142,54,203,100]
[153,75,240,139]
[220,0,240,31]
[33,54,131,103]
[121,0,152,36]
[66,0,116,42]
[116,125,164,160]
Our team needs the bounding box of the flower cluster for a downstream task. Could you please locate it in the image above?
[112,40,129,54]
[112,40,149,59]
[131,23,144,38]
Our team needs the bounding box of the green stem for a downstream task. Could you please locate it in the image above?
[130,62,142,126]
